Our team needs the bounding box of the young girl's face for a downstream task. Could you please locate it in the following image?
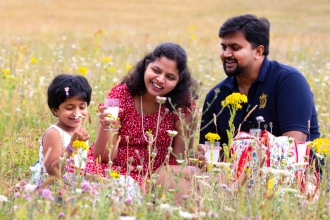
[52,96,88,131]
[144,56,180,98]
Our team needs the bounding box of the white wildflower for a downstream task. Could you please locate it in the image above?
[156,96,167,104]
[176,159,185,164]
[281,188,299,194]
[224,206,236,212]
[179,210,196,219]
[0,195,8,202]
[24,184,38,193]
[256,116,265,122]
[214,162,231,168]
[292,162,309,167]
[195,175,209,179]
[159,203,173,212]
[118,217,137,220]
[166,130,178,137]
[270,169,293,177]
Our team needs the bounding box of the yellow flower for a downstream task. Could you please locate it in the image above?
[125,65,132,71]
[221,92,248,109]
[2,69,10,75]
[110,171,120,178]
[108,66,116,72]
[31,57,38,63]
[268,178,274,191]
[308,138,330,157]
[205,132,220,143]
[72,140,89,151]
[102,57,111,63]
[77,66,88,76]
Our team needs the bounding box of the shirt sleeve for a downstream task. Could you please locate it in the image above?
[276,71,315,135]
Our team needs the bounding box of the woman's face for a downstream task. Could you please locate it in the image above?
[144,56,180,98]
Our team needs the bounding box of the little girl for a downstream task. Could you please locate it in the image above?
[30,74,92,185]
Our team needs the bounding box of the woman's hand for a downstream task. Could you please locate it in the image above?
[98,105,122,130]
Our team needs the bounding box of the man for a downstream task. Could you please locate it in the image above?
[198,14,319,161]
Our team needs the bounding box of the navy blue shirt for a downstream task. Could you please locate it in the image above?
[200,58,320,145]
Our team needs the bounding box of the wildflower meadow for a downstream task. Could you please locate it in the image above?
[1,0,330,219]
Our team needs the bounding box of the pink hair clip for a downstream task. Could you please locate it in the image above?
[64,87,70,97]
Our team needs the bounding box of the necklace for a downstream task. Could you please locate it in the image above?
[140,95,162,146]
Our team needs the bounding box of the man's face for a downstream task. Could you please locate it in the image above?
[220,31,255,77]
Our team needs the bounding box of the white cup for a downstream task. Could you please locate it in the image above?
[103,98,120,130]
[104,98,120,118]
[249,128,262,138]
[205,141,221,163]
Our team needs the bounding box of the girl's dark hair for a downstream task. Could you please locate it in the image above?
[219,14,270,56]
[121,42,199,110]
[47,74,92,115]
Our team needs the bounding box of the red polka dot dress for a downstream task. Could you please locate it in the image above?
[86,84,195,187]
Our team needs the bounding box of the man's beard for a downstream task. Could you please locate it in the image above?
[223,60,246,77]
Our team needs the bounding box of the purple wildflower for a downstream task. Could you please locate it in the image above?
[40,189,55,201]
[81,180,92,194]
[58,212,65,218]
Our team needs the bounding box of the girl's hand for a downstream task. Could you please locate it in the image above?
[71,126,90,143]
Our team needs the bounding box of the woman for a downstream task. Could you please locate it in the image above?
[86,42,199,204]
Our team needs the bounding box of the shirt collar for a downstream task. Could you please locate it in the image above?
[222,57,270,90]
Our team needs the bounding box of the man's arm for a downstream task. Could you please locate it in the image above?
[282,131,307,143]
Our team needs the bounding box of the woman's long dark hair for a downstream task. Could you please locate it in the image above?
[121,42,199,110]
